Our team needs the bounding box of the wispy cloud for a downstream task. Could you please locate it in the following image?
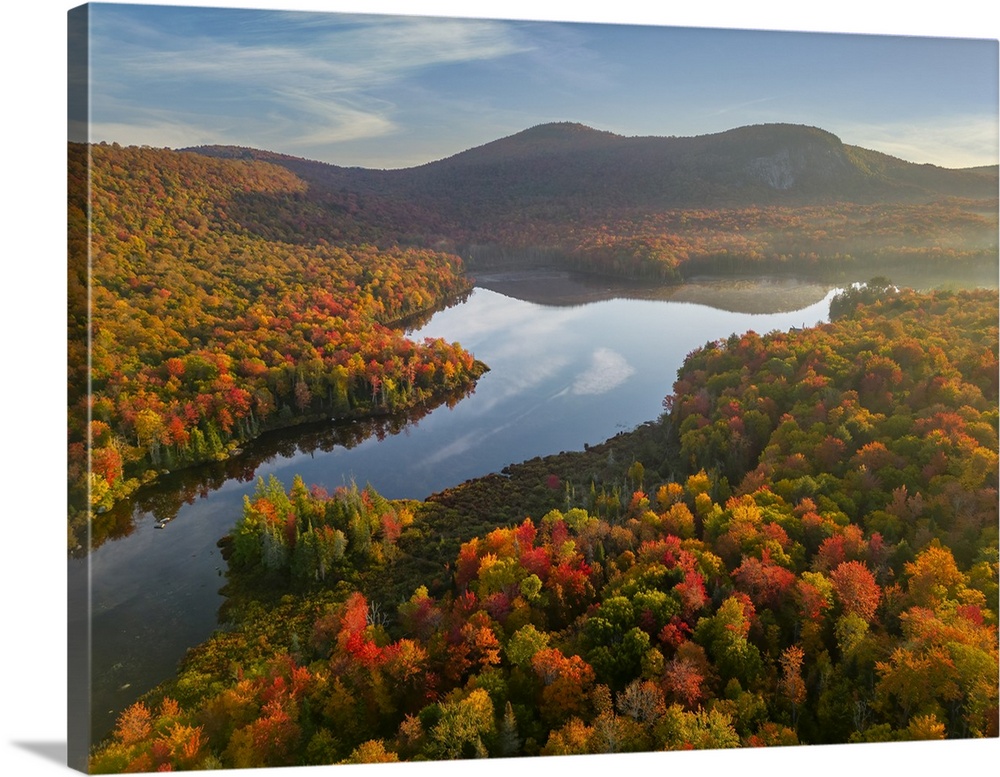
[88,9,530,153]
[840,115,999,168]
[708,95,783,118]
[571,348,636,396]
[85,118,222,150]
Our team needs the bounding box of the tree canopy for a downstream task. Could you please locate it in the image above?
[89,288,998,771]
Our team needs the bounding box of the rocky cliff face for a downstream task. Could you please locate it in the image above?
[748,148,799,190]
[744,138,855,192]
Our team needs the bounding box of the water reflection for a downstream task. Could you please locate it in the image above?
[471,268,834,312]
[472,259,998,312]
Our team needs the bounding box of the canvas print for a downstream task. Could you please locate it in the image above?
[67,1,999,773]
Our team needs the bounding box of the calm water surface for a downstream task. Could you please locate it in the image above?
[73,272,841,742]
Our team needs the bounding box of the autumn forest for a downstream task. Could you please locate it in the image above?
[70,122,999,772]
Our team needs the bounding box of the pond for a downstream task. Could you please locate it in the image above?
[69,269,884,742]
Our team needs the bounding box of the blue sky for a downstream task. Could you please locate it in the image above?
[74,1,999,169]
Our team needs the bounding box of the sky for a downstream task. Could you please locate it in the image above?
[72,1,1000,169]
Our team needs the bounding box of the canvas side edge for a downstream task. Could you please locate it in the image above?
[67,4,92,773]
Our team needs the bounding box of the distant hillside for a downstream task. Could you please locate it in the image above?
[394,122,996,208]
[959,164,1000,176]
[186,122,997,278]
[189,121,997,212]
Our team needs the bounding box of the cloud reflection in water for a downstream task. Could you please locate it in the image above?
[571,347,636,395]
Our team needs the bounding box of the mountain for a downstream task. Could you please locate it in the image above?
[189,122,997,211]
[397,123,894,204]
[184,122,997,278]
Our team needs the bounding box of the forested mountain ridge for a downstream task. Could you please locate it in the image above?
[187,122,998,279]
[405,122,997,204]
[191,122,998,206]
[959,164,1000,175]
